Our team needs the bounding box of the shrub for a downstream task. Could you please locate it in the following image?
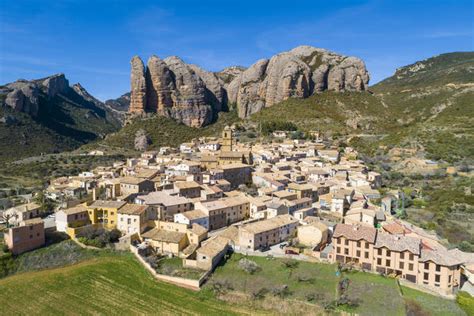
[238,258,261,274]
[270,284,290,298]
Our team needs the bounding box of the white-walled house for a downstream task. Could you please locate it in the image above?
[174,210,209,230]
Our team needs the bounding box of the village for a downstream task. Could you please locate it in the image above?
[2,125,473,298]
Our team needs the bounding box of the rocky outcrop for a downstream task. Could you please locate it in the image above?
[129,55,215,127]
[3,81,40,116]
[216,66,246,89]
[229,45,369,118]
[128,45,370,123]
[227,59,268,118]
[129,56,147,113]
[40,73,69,97]
[189,64,225,112]
[1,73,71,116]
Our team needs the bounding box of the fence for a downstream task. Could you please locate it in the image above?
[130,245,212,290]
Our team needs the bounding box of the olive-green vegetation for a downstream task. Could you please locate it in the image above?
[208,253,339,306]
[0,239,102,278]
[207,253,465,316]
[250,91,388,136]
[0,87,120,163]
[0,252,253,315]
[404,175,474,249]
[0,153,125,190]
[401,286,466,316]
[103,110,241,151]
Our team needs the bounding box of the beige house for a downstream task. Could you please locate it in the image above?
[4,218,45,255]
[142,221,207,256]
[195,196,250,231]
[141,228,188,255]
[135,191,193,221]
[331,223,463,295]
[238,214,299,251]
[4,203,42,226]
[195,236,229,270]
[55,204,90,232]
[119,177,155,196]
[117,204,151,234]
[174,181,201,198]
[220,163,251,189]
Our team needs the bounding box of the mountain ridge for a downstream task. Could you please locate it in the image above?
[128,45,370,126]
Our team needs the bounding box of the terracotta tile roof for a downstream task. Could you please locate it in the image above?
[382,222,411,235]
[333,223,377,243]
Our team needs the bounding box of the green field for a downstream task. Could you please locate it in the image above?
[207,253,467,316]
[401,286,466,316]
[0,253,254,315]
[0,247,469,315]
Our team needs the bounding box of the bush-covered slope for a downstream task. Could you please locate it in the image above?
[0,84,121,163]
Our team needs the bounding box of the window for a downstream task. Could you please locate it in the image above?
[436,265,441,272]
[409,254,414,261]
[337,247,341,254]
[399,262,404,269]
[365,242,369,249]
[378,249,382,256]
[356,250,361,257]
[357,241,361,248]
[345,239,349,246]
[377,258,382,265]
[400,252,405,260]
[337,238,341,244]
[424,273,429,281]
[448,275,452,283]
[435,275,440,283]
[386,259,391,267]
[409,263,413,271]
[365,252,369,259]
[424,262,430,270]
[386,250,391,256]
[344,248,349,255]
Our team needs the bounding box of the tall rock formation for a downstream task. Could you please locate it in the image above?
[228,45,370,118]
[129,56,147,113]
[128,45,370,124]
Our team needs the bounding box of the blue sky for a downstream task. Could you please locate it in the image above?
[1,0,473,100]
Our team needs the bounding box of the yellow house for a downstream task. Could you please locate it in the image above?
[87,200,126,229]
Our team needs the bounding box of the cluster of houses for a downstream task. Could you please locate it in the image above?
[2,126,473,297]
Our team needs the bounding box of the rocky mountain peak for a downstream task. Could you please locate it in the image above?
[128,45,371,125]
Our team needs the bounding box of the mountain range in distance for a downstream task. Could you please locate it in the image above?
[1,46,473,164]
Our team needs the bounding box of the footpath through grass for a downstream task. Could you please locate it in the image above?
[0,253,254,315]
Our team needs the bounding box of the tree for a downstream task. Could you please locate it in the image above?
[34,191,57,213]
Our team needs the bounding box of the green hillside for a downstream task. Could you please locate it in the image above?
[368,52,474,163]
[0,87,121,163]
[99,110,240,152]
[0,253,253,315]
